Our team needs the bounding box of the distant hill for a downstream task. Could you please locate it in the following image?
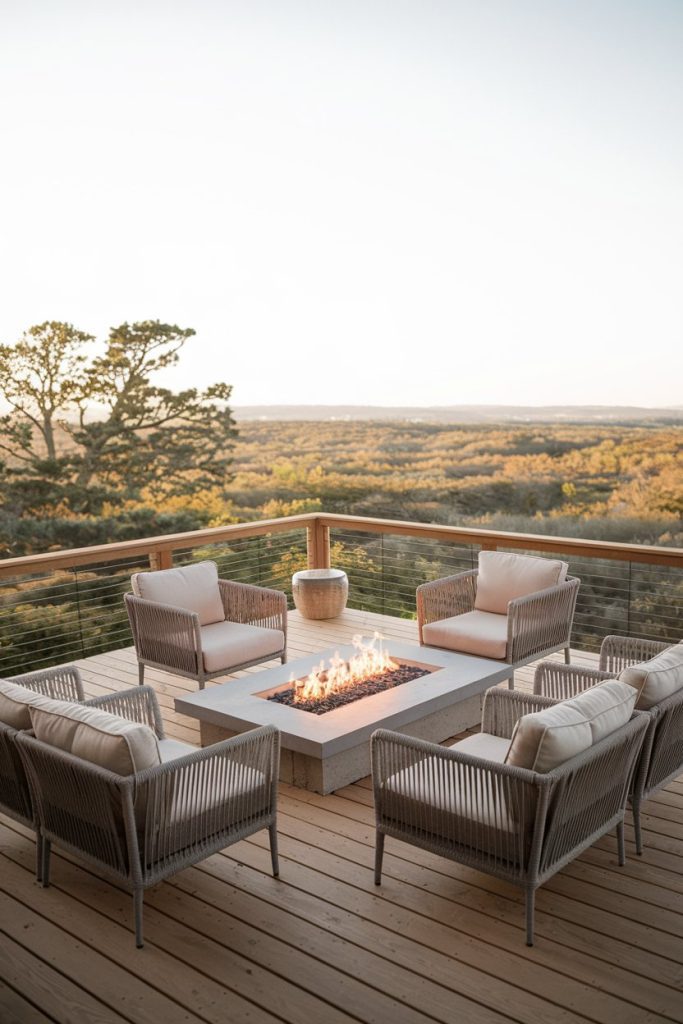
[232,404,683,424]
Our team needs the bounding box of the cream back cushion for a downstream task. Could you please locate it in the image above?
[505,703,592,773]
[131,560,224,626]
[0,679,46,730]
[564,680,637,743]
[619,643,683,710]
[475,551,568,616]
[29,697,161,776]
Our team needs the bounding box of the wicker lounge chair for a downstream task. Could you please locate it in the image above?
[16,685,280,947]
[372,686,647,945]
[416,551,579,687]
[534,634,683,854]
[125,559,287,689]
[0,666,84,880]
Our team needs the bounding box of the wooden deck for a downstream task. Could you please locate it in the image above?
[1,608,682,1024]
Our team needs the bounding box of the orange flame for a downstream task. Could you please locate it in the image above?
[291,632,398,704]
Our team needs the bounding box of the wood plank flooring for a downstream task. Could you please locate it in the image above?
[1,609,681,1024]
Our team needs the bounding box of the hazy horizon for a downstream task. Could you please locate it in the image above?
[2,1,682,407]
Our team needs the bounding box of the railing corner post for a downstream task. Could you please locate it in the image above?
[149,549,173,572]
[307,520,330,570]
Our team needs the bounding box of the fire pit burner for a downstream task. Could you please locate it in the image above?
[265,633,433,715]
[268,662,430,715]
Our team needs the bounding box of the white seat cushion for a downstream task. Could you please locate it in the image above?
[475,551,568,616]
[564,680,637,743]
[449,732,511,763]
[201,621,285,673]
[132,560,225,626]
[505,703,592,773]
[158,738,199,762]
[0,679,48,730]
[619,643,683,710]
[422,610,508,660]
[29,697,161,776]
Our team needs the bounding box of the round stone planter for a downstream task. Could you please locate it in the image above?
[292,568,349,620]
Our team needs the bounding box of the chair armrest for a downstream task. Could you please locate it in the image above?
[124,593,202,674]
[371,728,552,868]
[134,725,280,872]
[599,635,672,674]
[372,727,548,781]
[218,580,287,635]
[507,576,580,662]
[416,570,477,642]
[84,685,165,739]
[8,665,85,702]
[481,687,559,738]
[533,661,613,699]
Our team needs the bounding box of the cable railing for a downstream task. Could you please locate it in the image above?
[0,512,680,674]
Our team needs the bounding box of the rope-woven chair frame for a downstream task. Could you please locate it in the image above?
[534,634,681,854]
[84,685,165,738]
[416,570,580,670]
[372,687,648,945]
[125,571,288,689]
[17,722,280,947]
[1,665,84,880]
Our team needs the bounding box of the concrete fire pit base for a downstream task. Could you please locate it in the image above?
[198,691,482,793]
[176,641,515,794]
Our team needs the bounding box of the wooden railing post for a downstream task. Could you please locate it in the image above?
[149,549,173,572]
[307,519,331,569]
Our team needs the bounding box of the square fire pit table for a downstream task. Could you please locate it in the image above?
[174,640,515,794]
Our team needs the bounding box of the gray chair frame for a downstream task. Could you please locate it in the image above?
[125,570,288,689]
[534,634,681,854]
[0,666,84,880]
[372,687,648,945]
[17,686,280,947]
[416,567,580,688]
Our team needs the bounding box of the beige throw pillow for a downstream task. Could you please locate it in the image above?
[506,702,592,773]
[564,680,638,743]
[619,643,683,710]
[0,678,46,730]
[474,551,568,616]
[131,560,225,626]
[29,696,161,776]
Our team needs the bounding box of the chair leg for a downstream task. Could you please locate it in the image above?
[138,662,145,686]
[41,839,51,888]
[134,888,144,948]
[281,654,287,665]
[632,797,643,856]
[617,820,626,865]
[269,824,280,877]
[564,646,571,665]
[507,674,515,691]
[35,832,43,882]
[525,887,535,946]
[374,831,385,885]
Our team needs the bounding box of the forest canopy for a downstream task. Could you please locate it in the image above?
[0,319,681,560]
[0,321,236,555]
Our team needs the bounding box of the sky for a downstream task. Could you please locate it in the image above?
[1,0,682,408]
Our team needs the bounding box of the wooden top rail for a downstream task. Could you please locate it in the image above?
[316,514,683,567]
[0,512,680,579]
[0,514,316,578]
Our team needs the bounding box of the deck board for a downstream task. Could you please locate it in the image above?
[1,608,681,1024]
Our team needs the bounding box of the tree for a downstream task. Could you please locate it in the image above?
[0,319,237,536]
